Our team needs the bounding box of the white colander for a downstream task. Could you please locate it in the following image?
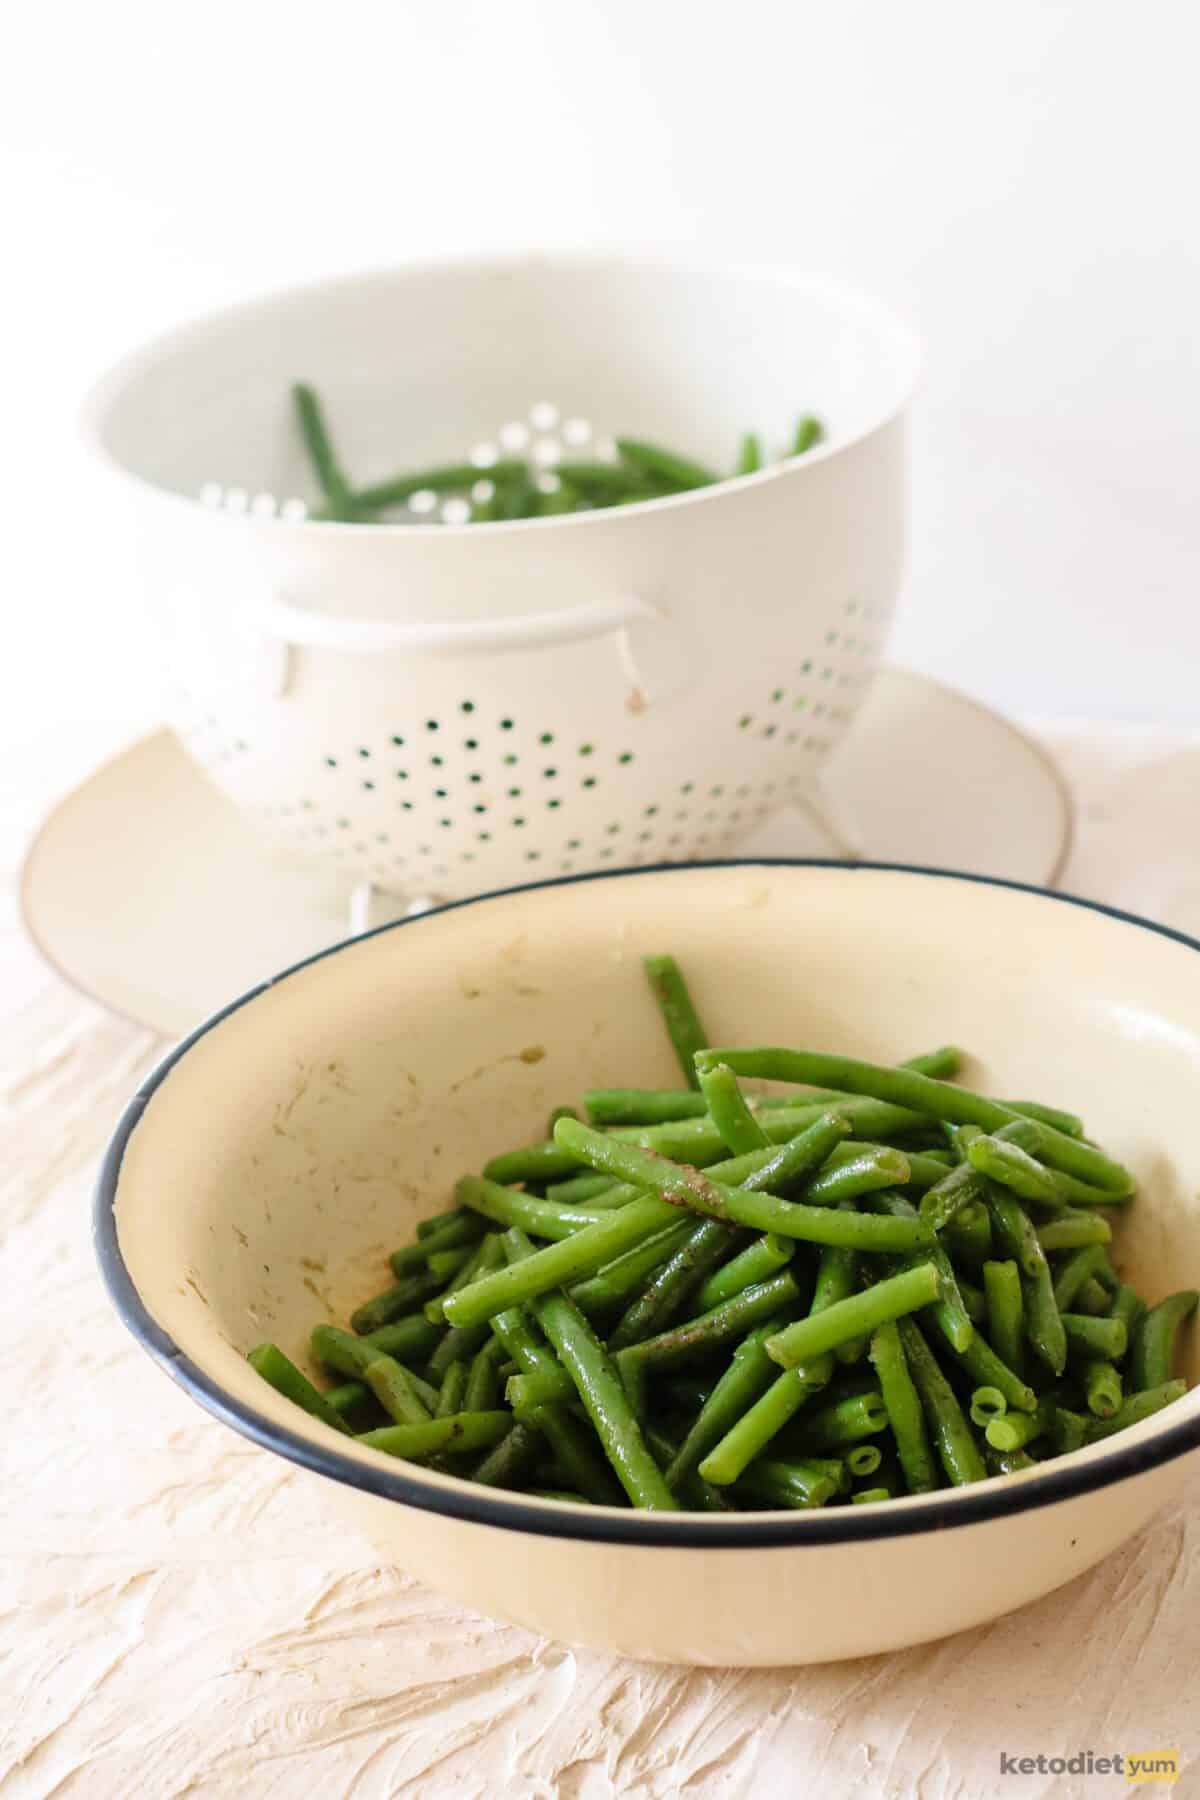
[84,254,919,903]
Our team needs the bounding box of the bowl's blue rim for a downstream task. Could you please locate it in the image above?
[94,858,1200,1547]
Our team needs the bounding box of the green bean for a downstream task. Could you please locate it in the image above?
[1084,1360,1123,1419]
[1075,1278,1112,1316]
[1131,1291,1197,1389]
[698,1061,770,1155]
[784,1390,888,1451]
[970,1386,1008,1428]
[919,1161,985,1231]
[436,1360,468,1418]
[987,1447,1037,1476]
[868,1320,938,1493]
[351,460,528,514]
[942,1200,993,1271]
[736,1114,855,1195]
[949,1332,1037,1412]
[525,1294,676,1510]
[664,1320,783,1485]
[616,438,718,491]
[554,1118,925,1250]
[415,1208,461,1239]
[351,1267,444,1336]
[1053,1244,1107,1313]
[443,1195,674,1328]
[364,1353,434,1426]
[1108,1284,1146,1340]
[586,1089,708,1126]
[1052,1405,1090,1454]
[359,1315,441,1365]
[291,384,355,520]
[985,1189,1046,1279]
[470,1421,543,1489]
[694,1235,794,1314]
[905,1046,964,1078]
[550,461,660,502]
[869,1191,974,1352]
[1024,1264,1068,1376]
[311,1323,437,1391]
[524,1405,624,1506]
[463,1336,508,1411]
[994,1119,1133,1207]
[390,1211,485,1276]
[698,1360,832,1485]
[982,1260,1025,1378]
[1063,1313,1128,1361]
[455,1176,618,1244]
[847,1443,884,1477]
[897,1317,987,1485]
[767,1264,940,1369]
[642,953,708,1086]
[1086,1379,1187,1439]
[323,1380,375,1425]
[544,1173,619,1204]
[735,433,763,476]
[1002,1100,1085,1139]
[789,416,824,457]
[426,1231,506,1324]
[851,1486,891,1504]
[617,1272,801,1375]
[608,1219,738,1348]
[569,1221,696,1315]
[985,1400,1053,1452]
[247,1343,353,1434]
[959,1279,987,1326]
[737,1457,839,1509]
[695,1049,1133,1195]
[488,1303,559,1384]
[1037,1213,1113,1252]
[358,1412,512,1460]
[615,1096,929,1163]
[967,1135,1061,1207]
[425,1247,471,1283]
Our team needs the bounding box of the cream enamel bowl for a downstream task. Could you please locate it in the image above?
[96,861,1200,1665]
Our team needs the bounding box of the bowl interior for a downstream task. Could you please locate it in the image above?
[111,863,1200,1509]
[88,256,918,506]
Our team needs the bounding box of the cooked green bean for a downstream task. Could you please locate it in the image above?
[463,1335,509,1411]
[784,1390,889,1451]
[358,1412,512,1460]
[471,1420,543,1489]
[982,1259,1026,1377]
[1109,1284,1146,1339]
[869,1191,974,1352]
[416,1207,461,1239]
[526,1291,676,1509]
[423,1247,470,1284]
[868,1319,938,1493]
[1052,1405,1090,1454]
[695,1049,1133,1195]
[1053,1244,1109,1313]
[608,1220,737,1349]
[1024,1263,1069,1376]
[436,1360,468,1418]
[985,1399,1052,1452]
[310,1323,438,1395]
[693,1234,794,1314]
[919,1161,984,1232]
[994,1119,1133,1207]
[790,416,824,456]
[614,1096,929,1164]
[616,438,718,491]
[738,1457,839,1509]
[617,1272,801,1374]
[519,1403,623,1506]
[351,1267,443,1336]
[323,1379,373,1420]
[897,1317,987,1485]
[544,1173,620,1204]
[735,433,763,475]
[949,1332,1037,1412]
[664,1319,783,1485]
[425,1230,506,1325]
[1002,1100,1085,1139]
[364,1353,434,1426]
[699,1061,770,1155]
[1037,1213,1113,1252]
[1084,1361,1123,1418]
[351,460,528,514]
[847,1443,884,1477]
[1130,1290,1198,1390]
[455,1176,616,1244]
[1062,1313,1127,1361]
[643,953,708,1087]
[699,1360,832,1485]
[985,1189,1046,1279]
[987,1447,1037,1476]
[970,1386,1008,1428]
[1075,1277,1112,1316]
[1086,1379,1187,1439]
[958,1278,987,1326]
[247,1343,353,1434]
[767,1264,940,1369]
[390,1211,485,1276]
[569,1221,696,1315]
[942,1200,993,1271]
[292,384,355,520]
[967,1135,1062,1207]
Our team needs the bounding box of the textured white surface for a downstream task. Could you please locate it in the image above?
[3,725,1200,1797]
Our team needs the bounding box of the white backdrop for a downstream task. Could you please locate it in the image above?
[3,0,1198,791]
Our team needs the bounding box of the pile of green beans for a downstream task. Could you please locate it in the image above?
[290,385,825,524]
[248,954,1196,1511]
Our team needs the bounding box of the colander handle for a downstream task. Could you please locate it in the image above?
[259,592,660,656]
